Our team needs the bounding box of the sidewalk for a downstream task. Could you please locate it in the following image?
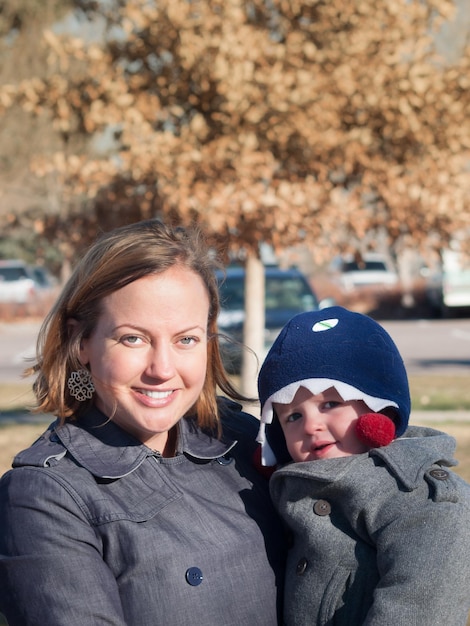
[411,410,470,424]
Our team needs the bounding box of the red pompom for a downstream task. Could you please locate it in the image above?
[252,445,277,479]
[355,413,396,448]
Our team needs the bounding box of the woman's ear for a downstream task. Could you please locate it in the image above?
[67,318,89,366]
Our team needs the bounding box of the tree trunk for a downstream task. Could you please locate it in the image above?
[240,252,265,400]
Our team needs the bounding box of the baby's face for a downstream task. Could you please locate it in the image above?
[273,386,371,462]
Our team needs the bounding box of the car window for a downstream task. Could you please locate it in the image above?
[219,274,316,312]
[218,277,245,309]
[32,268,50,286]
[343,261,388,272]
[265,277,315,311]
[0,267,29,281]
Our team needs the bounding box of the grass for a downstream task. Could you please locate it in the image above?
[0,383,36,412]
[410,374,470,411]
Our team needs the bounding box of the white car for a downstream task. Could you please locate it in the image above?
[334,253,399,292]
[0,260,38,304]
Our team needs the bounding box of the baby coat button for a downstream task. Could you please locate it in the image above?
[185,567,204,586]
[313,499,331,516]
[429,469,449,480]
[296,557,308,575]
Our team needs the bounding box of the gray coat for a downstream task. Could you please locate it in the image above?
[270,425,470,626]
[0,403,286,625]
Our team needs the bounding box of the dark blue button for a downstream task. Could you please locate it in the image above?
[185,566,204,586]
[296,557,308,575]
[216,456,233,465]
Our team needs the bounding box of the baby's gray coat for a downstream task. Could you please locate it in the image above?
[270,425,470,626]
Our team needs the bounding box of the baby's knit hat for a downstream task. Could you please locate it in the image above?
[257,306,411,465]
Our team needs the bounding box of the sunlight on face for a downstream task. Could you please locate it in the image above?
[79,266,210,454]
[274,386,371,462]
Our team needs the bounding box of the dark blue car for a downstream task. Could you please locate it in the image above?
[216,265,321,373]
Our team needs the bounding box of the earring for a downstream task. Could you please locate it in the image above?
[67,369,95,401]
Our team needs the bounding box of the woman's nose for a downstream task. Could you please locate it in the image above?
[146,345,175,380]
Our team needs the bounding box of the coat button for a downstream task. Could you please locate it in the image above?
[429,469,449,480]
[216,456,233,465]
[313,499,331,516]
[296,557,308,575]
[185,567,204,586]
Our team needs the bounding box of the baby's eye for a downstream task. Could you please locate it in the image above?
[286,412,303,423]
[323,400,341,410]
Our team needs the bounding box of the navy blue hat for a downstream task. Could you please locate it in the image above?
[257,306,410,464]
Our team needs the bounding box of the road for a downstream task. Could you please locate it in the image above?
[0,319,43,384]
[381,317,470,375]
[2,316,470,385]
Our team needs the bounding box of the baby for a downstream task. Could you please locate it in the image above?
[257,306,470,625]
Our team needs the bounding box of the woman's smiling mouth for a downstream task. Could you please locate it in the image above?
[137,389,173,400]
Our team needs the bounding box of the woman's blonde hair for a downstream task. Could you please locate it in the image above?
[29,219,247,431]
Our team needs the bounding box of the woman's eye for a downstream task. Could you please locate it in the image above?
[179,335,197,346]
[286,412,302,423]
[122,335,143,346]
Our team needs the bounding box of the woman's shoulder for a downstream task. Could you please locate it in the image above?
[7,413,148,480]
[9,420,67,470]
[0,422,93,517]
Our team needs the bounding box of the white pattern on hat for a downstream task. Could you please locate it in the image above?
[312,318,339,332]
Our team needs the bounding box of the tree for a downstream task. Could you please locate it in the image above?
[1,0,469,392]
[2,0,469,250]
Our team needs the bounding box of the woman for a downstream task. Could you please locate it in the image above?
[0,219,286,625]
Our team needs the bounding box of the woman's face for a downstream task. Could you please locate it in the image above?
[79,265,209,454]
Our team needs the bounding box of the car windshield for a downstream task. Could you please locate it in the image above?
[0,267,29,282]
[343,261,387,272]
[265,276,315,310]
[219,277,245,309]
[218,275,316,311]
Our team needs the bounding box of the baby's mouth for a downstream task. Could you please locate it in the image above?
[313,441,332,451]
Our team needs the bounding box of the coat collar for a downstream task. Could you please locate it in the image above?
[15,408,237,479]
[273,425,458,491]
[370,424,458,490]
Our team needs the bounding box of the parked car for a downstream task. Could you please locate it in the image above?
[31,266,55,289]
[0,260,38,304]
[332,253,399,292]
[216,265,327,373]
[425,248,470,317]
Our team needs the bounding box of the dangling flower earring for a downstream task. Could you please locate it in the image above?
[67,369,95,401]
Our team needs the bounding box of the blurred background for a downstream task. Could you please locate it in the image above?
[0,0,470,394]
